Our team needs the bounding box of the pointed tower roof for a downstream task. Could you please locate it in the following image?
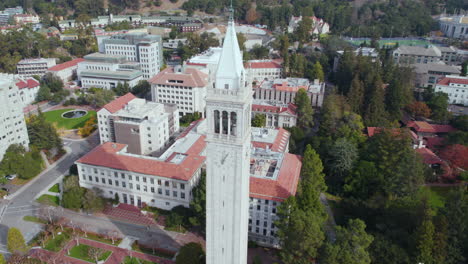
[215,10,244,90]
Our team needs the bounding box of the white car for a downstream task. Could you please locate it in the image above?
[6,174,16,180]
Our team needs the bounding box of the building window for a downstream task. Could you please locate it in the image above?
[115,181,119,186]
[181,192,185,199]
[180,183,185,190]
[108,179,112,185]
[165,181,169,187]
[88,176,92,181]
[122,182,126,188]
[158,188,162,194]
[136,184,140,191]
[157,179,161,185]
[151,187,155,193]
[165,190,170,196]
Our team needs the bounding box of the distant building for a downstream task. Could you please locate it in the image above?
[99,33,163,80]
[0,6,23,25]
[439,15,468,39]
[47,58,85,83]
[438,46,459,64]
[162,38,187,49]
[13,14,40,24]
[97,93,179,155]
[287,16,330,35]
[252,102,297,128]
[412,63,460,88]
[180,23,202,32]
[334,47,379,71]
[77,53,143,90]
[185,47,222,80]
[0,74,30,160]
[393,45,442,65]
[245,60,283,83]
[149,66,210,116]
[434,75,468,105]
[253,78,325,107]
[17,58,57,78]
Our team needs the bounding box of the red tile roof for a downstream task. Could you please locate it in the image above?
[249,153,301,201]
[76,139,206,181]
[149,67,208,88]
[407,121,456,134]
[251,128,290,153]
[245,60,282,69]
[16,78,39,89]
[47,58,85,72]
[101,93,136,114]
[425,137,446,149]
[436,77,468,86]
[415,148,443,165]
[252,103,297,116]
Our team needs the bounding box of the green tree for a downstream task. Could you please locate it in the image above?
[27,110,62,151]
[310,61,325,82]
[327,137,358,192]
[0,254,5,264]
[36,85,52,102]
[320,219,373,264]
[189,171,206,232]
[427,92,450,123]
[41,72,64,93]
[62,175,85,209]
[294,88,314,128]
[364,76,388,126]
[413,204,435,264]
[348,75,365,114]
[131,80,151,98]
[7,228,27,254]
[82,188,105,213]
[249,44,269,59]
[251,114,266,127]
[461,61,467,76]
[176,243,205,264]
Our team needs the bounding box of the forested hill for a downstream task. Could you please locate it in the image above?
[1,0,467,37]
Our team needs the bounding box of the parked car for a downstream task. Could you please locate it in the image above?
[6,174,16,180]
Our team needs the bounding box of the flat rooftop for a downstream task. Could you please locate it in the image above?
[114,98,165,120]
[187,47,222,65]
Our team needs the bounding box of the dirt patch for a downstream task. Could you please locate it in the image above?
[124,0,189,15]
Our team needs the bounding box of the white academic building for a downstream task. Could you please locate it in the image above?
[77,53,143,90]
[245,60,283,83]
[149,66,209,116]
[0,74,30,160]
[252,102,298,128]
[15,77,41,107]
[434,75,468,106]
[439,15,468,39]
[98,33,163,80]
[97,93,179,155]
[46,58,85,83]
[17,58,56,78]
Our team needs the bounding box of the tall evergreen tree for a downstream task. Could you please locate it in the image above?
[294,88,314,128]
[335,48,355,95]
[364,76,388,126]
[348,74,365,114]
[311,61,325,82]
[413,203,435,264]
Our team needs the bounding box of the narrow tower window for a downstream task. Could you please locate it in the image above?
[230,112,237,136]
[214,110,220,134]
[222,111,229,135]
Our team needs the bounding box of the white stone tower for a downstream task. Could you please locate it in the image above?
[205,7,252,264]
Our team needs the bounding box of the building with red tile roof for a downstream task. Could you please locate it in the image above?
[245,59,283,82]
[415,147,445,167]
[47,58,85,83]
[407,121,457,135]
[149,66,209,116]
[101,93,137,114]
[252,102,297,128]
[435,75,468,106]
[13,76,40,107]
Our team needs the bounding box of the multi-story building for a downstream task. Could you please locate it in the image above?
[185,47,222,80]
[0,6,23,25]
[77,53,143,90]
[149,66,209,116]
[434,75,468,106]
[412,63,460,89]
[17,58,57,78]
[439,15,468,39]
[334,47,379,71]
[287,16,330,35]
[97,93,179,155]
[15,77,41,107]
[438,46,459,65]
[253,78,325,107]
[99,33,163,79]
[245,60,283,83]
[392,45,442,65]
[76,134,206,210]
[180,23,202,32]
[13,14,40,24]
[252,102,297,128]
[0,74,30,160]
[46,58,85,83]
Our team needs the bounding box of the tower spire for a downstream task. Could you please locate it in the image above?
[229,0,234,22]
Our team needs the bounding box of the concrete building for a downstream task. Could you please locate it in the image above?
[245,60,283,83]
[185,47,222,79]
[13,14,40,24]
[99,33,163,80]
[439,15,468,39]
[15,77,41,107]
[0,6,23,25]
[392,45,442,65]
[252,102,297,128]
[253,78,325,107]
[287,16,330,35]
[162,38,187,49]
[204,15,252,264]
[17,58,57,78]
[149,66,209,116]
[97,93,179,155]
[77,53,143,90]
[412,63,460,89]
[435,75,468,106]
[0,74,30,160]
[46,58,85,83]
[438,46,459,65]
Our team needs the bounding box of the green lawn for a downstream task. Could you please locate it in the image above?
[23,215,47,224]
[48,184,60,193]
[68,244,112,262]
[86,232,122,245]
[43,109,96,129]
[122,256,156,264]
[36,194,60,206]
[44,231,71,252]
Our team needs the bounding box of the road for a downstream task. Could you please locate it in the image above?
[0,134,99,246]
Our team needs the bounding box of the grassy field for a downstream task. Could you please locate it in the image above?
[43,109,96,129]
[346,38,435,47]
[86,232,122,245]
[44,231,71,252]
[36,194,60,206]
[68,244,111,262]
[48,184,60,193]
[23,216,47,224]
